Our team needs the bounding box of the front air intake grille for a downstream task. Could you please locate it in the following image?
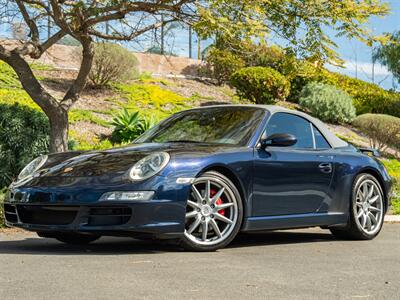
[4,204,18,223]
[17,205,79,225]
[87,206,132,226]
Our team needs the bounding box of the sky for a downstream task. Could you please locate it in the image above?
[1,1,399,90]
[324,0,400,90]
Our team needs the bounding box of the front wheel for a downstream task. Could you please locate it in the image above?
[180,171,243,251]
[330,173,385,240]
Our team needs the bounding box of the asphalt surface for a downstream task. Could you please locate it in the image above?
[0,225,399,300]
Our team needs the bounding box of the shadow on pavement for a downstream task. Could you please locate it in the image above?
[0,229,336,255]
[230,230,335,249]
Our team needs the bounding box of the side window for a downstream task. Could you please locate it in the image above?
[312,125,331,149]
[266,113,314,149]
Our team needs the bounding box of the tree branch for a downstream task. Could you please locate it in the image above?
[49,0,73,34]
[61,38,94,108]
[40,29,66,53]
[15,0,40,43]
[85,0,193,26]
[88,19,175,41]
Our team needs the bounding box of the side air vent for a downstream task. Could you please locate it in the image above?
[87,206,132,226]
[4,204,18,223]
[17,205,79,225]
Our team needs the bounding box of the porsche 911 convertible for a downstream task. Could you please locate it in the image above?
[3,105,392,251]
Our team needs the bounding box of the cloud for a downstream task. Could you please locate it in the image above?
[327,60,391,77]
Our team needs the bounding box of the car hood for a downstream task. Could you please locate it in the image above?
[37,142,235,178]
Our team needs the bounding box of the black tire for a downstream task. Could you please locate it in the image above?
[330,173,385,240]
[180,171,243,251]
[39,232,101,245]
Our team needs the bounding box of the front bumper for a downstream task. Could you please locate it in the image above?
[3,176,191,239]
[4,202,184,238]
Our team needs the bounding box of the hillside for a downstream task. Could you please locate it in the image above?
[0,41,390,152]
[0,59,385,152]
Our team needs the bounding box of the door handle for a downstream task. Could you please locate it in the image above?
[318,163,332,174]
[317,155,334,160]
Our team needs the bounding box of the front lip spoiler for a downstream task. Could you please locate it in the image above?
[6,219,183,235]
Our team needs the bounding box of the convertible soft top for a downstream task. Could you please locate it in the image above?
[262,105,349,149]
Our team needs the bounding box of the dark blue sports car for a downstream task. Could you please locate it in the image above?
[3,105,392,251]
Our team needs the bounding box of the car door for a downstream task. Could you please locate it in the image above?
[252,112,335,216]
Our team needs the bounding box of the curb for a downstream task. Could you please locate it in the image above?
[384,215,400,223]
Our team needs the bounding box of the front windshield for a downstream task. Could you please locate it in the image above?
[136,106,265,146]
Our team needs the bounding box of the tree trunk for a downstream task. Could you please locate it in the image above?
[48,108,69,153]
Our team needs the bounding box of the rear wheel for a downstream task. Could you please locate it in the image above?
[180,171,243,251]
[330,173,385,240]
[38,232,101,245]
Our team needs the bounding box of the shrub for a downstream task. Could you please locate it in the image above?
[111,109,155,143]
[299,82,356,124]
[0,104,49,188]
[322,72,400,117]
[286,61,323,102]
[230,66,290,104]
[88,43,139,87]
[353,114,400,152]
[381,159,400,214]
[205,48,245,85]
[288,63,400,117]
[244,44,286,69]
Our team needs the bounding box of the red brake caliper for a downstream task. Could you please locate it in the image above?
[210,189,225,216]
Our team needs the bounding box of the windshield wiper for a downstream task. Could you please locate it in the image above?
[165,140,204,143]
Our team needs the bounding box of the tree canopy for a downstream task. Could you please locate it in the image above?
[197,0,390,64]
[0,0,391,152]
[374,31,400,85]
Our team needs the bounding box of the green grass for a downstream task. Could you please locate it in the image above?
[0,62,193,149]
[138,73,173,86]
[381,158,400,214]
[69,109,110,127]
[68,128,115,151]
[0,62,21,89]
[29,62,55,71]
[114,82,191,120]
[189,92,214,101]
[0,61,54,89]
[0,61,44,110]
[0,88,39,110]
[68,81,192,148]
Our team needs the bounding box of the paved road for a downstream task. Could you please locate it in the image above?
[0,225,399,300]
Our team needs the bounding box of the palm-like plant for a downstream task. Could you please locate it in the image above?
[111,109,155,143]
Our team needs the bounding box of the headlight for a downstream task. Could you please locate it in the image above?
[129,152,170,181]
[17,155,48,182]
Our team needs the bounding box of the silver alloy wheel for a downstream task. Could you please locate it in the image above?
[354,178,384,235]
[184,176,238,246]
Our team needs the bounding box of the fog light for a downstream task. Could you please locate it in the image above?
[99,191,155,201]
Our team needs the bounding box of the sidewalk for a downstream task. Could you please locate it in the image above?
[385,214,400,223]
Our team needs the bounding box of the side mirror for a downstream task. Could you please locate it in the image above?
[261,133,297,149]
